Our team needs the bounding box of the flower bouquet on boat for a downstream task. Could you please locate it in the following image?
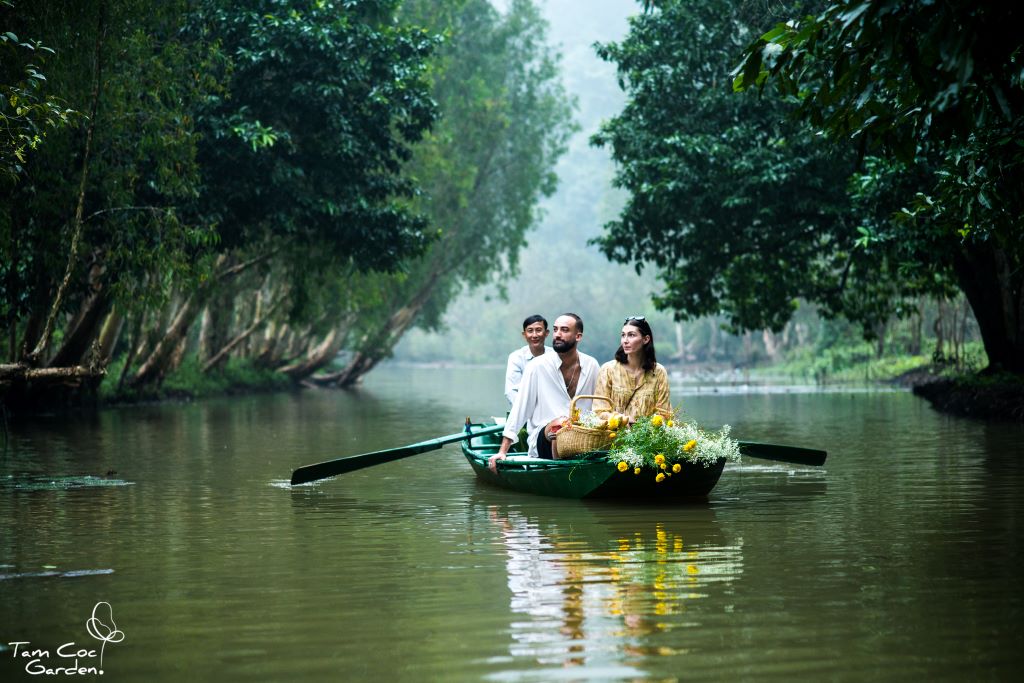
[604,412,742,484]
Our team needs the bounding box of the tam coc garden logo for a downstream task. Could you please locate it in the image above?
[6,602,124,677]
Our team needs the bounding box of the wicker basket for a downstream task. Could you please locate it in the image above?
[554,394,613,459]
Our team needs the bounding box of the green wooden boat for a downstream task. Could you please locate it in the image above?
[460,422,726,500]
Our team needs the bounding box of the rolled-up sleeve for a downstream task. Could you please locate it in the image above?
[504,350,523,406]
[503,360,536,442]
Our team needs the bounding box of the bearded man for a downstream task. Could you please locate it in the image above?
[489,313,599,471]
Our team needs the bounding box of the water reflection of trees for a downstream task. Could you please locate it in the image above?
[486,503,744,671]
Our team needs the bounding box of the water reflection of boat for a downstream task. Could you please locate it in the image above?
[480,499,743,671]
[461,422,725,501]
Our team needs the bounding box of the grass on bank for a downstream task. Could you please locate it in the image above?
[750,340,990,384]
[99,356,294,403]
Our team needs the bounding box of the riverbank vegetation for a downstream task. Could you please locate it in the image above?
[4,1,1020,421]
[1,0,572,412]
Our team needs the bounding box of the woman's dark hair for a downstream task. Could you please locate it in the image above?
[615,317,657,371]
[522,314,548,330]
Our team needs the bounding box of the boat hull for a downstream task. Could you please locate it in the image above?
[461,424,725,501]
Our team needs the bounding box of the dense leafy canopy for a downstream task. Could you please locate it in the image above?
[592,0,924,334]
[0,4,75,183]
[735,0,1024,248]
[1,0,218,337]
[735,0,1024,371]
[191,0,439,272]
[595,0,1022,372]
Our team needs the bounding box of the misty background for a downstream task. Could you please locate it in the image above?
[394,0,682,366]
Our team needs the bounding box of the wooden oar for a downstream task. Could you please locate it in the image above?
[738,441,827,467]
[290,423,505,485]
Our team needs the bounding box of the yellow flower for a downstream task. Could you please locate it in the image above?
[617,461,629,472]
[651,415,664,427]
[659,462,667,470]
[655,472,666,483]
[608,415,620,430]
[654,453,665,465]
[672,463,682,473]
[634,467,641,475]
[608,431,617,439]
[684,439,697,452]
[666,419,674,427]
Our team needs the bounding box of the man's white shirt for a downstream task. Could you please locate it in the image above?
[503,350,599,457]
[504,345,555,406]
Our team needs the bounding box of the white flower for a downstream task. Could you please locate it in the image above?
[578,410,605,429]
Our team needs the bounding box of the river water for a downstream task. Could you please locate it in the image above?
[2,365,1022,681]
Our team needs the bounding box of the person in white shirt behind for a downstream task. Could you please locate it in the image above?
[504,314,554,406]
[489,313,599,471]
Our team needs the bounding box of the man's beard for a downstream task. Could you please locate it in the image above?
[553,337,577,353]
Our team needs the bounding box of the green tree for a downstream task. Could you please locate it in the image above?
[128,0,440,388]
[0,1,75,183]
[1,0,444,408]
[190,0,437,269]
[1,0,218,370]
[592,0,927,335]
[304,0,573,386]
[735,0,1024,373]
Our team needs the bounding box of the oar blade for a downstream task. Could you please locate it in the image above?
[290,442,441,485]
[290,424,505,485]
[738,441,827,467]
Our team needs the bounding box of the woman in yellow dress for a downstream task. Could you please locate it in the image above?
[595,316,672,423]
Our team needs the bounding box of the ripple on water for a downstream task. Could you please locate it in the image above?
[0,568,115,581]
[2,474,134,492]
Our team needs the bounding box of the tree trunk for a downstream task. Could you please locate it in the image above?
[952,242,1024,373]
[117,309,146,392]
[1,364,106,413]
[28,4,107,366]
[167,333,189,375]
[48,269,111,368]
[318,270,443,388]
[957,297,970,370]
[96,307,123,365]
[910,298,924,356]
[128,251,272,388]
[277,326,347,381]
[873,319,887,359]
[762,329,781,362]
[203,297,281,373]
[933,302,946,363]
[18,309,44,363]
[130,292,204,388]
[198,283,237,364]
[313,350,378,388]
